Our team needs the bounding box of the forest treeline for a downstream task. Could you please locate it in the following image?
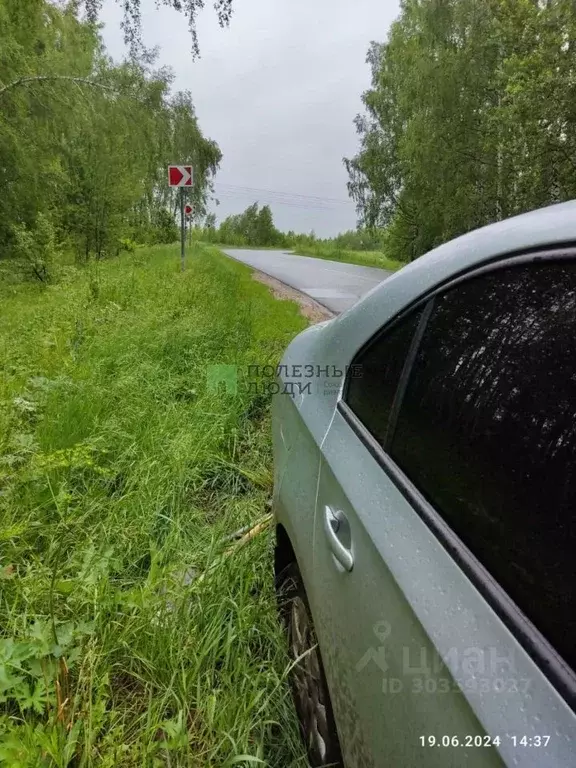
[196,203,388,253]
[0,0,220,282]
[345,0,576,262]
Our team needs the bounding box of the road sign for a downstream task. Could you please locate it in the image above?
[185,204,193,216]
[168,165,193,187]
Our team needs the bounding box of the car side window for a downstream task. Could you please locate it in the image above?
[389,260,576,672]
[345,308,423,447]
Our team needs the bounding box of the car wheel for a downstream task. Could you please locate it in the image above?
[276,561,344,768]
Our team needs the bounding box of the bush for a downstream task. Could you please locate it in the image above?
[11,213,61,282]
[119,237,137,253]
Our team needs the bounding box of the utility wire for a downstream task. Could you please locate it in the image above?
[213,182,351,207]
[214,191,336,212]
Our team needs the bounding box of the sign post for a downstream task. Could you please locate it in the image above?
[179,189,185,271]
[168,165,193,272]
[185,204,193,246]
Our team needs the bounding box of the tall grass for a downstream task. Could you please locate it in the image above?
[291,243,404,271]
[0,244,309,766]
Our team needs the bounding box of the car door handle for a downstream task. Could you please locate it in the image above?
[323,505,354,572]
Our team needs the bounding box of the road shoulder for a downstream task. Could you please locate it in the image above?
[251,271,335,324]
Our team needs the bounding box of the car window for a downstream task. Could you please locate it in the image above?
[346,308,423,447]
[389,260,576,672]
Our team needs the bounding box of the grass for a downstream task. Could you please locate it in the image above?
[194,239,405,271]
[291,243,405,271]
[0,243,310,766]
[206,244,284,252]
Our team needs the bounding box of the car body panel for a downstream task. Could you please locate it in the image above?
[311,408,575,767]
[272,202,576,766]
[272,369,322,592]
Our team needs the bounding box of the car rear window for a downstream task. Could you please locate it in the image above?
[346,308,423,447]
[390,260,576,672]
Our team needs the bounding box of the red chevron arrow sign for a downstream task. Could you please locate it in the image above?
[168,165,193,187]
[184,204,193,216]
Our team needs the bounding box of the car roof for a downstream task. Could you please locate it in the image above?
[333,200,576,355]
[400,198,576,278]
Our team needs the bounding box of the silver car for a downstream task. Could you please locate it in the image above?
[272,201,576,768]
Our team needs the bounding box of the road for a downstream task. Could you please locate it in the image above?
[222,249,392,314]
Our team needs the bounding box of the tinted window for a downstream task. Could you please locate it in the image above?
[390,260,576,671]
[346,309,423,447]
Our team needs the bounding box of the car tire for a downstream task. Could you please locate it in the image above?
[276,561,344,768]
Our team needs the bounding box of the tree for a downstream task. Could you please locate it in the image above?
[0,0,221,270]
[214,203,284,247]
[255,205,277,246]
[345,0,576,263]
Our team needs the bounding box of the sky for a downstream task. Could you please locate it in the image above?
[100,0,400,237]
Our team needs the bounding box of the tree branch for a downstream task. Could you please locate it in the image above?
[0,75,115,98]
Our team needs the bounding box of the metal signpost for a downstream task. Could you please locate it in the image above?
[185,204,193,246]
[168,165,193,271]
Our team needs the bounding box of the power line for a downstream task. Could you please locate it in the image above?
[213,191,335,212]
[215,188,350,207]
[217,192,334,211]
[213,182,351,207]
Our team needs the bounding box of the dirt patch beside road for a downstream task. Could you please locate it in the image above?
[252,272,335,324]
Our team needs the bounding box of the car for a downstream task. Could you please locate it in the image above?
[272,201,576,768]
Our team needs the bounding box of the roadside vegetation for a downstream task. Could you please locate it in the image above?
[0,5,311,763]
[0,0,220,281]
[345,0,576,263]
[0,242,309,766]
[288,241,402,271]
[193,206,404,271]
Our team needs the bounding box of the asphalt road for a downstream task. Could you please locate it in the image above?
[222,249,392,314]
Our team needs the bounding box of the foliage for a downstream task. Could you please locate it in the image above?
[0,0,221,275]
[288,227,388,253]
[291,241,403,271]
[284,227,402,269]
[11,213,61,283]
[0,242,308,765]
[82,0,234,58]
[147,208,180,246]
[197,203,286,247]
[345,0,576,262]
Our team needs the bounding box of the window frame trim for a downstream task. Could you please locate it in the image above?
[383,298,435,450]
[343,247,576,411]
[339,246,576,709]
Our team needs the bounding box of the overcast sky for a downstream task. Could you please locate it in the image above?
[100,0,399,237]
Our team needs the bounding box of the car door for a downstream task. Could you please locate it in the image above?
[310,254,576,767]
